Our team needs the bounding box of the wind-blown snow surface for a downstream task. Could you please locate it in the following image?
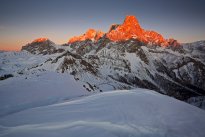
[0,72,89,117]
[0,89,205,137]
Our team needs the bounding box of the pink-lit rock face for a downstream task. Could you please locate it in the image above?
[107,16,145,42]
[68,29,104,43]
[68,15,179,46]
[32,38,48,43]
[107,15,170,46]
[144,30,168,46]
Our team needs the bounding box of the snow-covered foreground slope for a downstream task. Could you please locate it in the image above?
[0,72,89,117]
[1,89,205,137]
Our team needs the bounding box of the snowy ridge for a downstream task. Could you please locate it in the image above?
[0,89,205,137]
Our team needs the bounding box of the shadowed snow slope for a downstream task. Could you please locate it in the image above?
[0,89,205,137]
[0,72,88,117]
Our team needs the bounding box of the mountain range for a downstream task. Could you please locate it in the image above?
[1,15,205,137]
[2,15,205,109]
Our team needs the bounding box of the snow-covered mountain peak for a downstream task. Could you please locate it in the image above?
[32,37,49,43]
[106,15,173,46]
[123,15,141,26]
[106,15,144,42]
[66,15,179,47]
[68,29,104,43]
[21,38,65,55]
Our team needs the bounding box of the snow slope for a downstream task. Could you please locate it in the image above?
[0,72,89,117]
[0,89,205,137]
